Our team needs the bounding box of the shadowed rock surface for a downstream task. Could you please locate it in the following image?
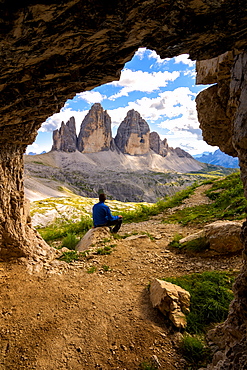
[150,132,169,157]
[52,117,77,152]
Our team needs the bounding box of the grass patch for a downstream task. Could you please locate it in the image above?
[180,334,212,369]
[87,266,97,274]
[164,271,235,369]
[37,216,93,243]
[168,232,183,248]
[164,271,235,334]
[169,234,210,253]
[96,244,116,255]
[119,183,199,224]
[59,251,79,263]
[102,265,110,272]
[139,361,158,370]
[61,233,79,250]
[163,172,246,225]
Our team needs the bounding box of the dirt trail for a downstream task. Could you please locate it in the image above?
[0,186,243,370]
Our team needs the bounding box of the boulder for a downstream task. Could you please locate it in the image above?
[179,220,243,254]
[75,227,111,252]
[204,220,243,253]
[150,279,190,329]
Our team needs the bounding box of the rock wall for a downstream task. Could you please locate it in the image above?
[115,110,150,155]
[78,103,112,153]
[196,51,247,370]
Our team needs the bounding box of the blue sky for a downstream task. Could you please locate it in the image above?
[27,48,217,155]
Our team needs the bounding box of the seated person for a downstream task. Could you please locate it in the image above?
[92,193,122,233]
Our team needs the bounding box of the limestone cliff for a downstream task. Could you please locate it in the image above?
[115,110,150,155]
[77,103,112,153]
[52,117,77,152]
[149,132,169,157]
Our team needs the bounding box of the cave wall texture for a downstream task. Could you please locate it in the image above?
[1,1,247,368]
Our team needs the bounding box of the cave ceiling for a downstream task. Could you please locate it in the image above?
[1,0,247,145]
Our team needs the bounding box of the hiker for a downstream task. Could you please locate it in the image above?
[92,193,122,233]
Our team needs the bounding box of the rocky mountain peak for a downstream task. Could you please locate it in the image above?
[52,117,77,152]
[150,131,169,157]
[78,103,112,153]
[114,109,150,155]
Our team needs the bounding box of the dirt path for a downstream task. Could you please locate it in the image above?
[0,186,243,370]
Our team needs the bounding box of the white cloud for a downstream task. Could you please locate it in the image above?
[160,131,217,155]
[134,47,147,60]
[147,50,170,65]
[174,54,195,68]
[76,91,106,104]
[40,107,88,134]
[108,68,180,100]
[108,86,205,154]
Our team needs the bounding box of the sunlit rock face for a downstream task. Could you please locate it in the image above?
[115,110,150,155]
[78,103,112,153]
[52,117,77,152]
[196,51,237,157]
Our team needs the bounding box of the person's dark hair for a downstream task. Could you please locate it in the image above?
[99,193,106,202]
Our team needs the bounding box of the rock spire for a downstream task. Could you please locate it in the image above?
[114,110,150,155]
[149,131,169,157]
[78,103,112,153]
[52,117,77,152]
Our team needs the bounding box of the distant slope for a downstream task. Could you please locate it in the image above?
[24,150,223,203]
[194,149,239,168]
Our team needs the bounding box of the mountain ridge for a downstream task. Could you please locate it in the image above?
[52,103,193,160]
[194,149,239,168]
[24,149,206,203]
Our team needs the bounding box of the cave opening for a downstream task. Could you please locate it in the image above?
[26,48,216,159]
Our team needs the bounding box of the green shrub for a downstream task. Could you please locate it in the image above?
[180,334,211,369]
[59,251,79,263]
[96,246,112,255]
[61,233,79,250]
[169,233,183,248]
[102,265,110,271]
[139,361,158,370]
[87,266,97,274]
[180,236,210,253]
[164,271,235,334]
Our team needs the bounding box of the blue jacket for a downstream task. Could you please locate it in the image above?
[92,201,119,227]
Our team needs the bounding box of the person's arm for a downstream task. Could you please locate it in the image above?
[105,204,119,221]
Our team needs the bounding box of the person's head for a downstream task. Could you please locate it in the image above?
[99,193,106,202]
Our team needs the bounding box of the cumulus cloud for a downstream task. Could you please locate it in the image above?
[76,90,106,104]
[40,107,88,134]
[134,47,147,60]
[108,86,202,150]
[174,54,195,67]
[108,68,180,100]
[147,50,170,65]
